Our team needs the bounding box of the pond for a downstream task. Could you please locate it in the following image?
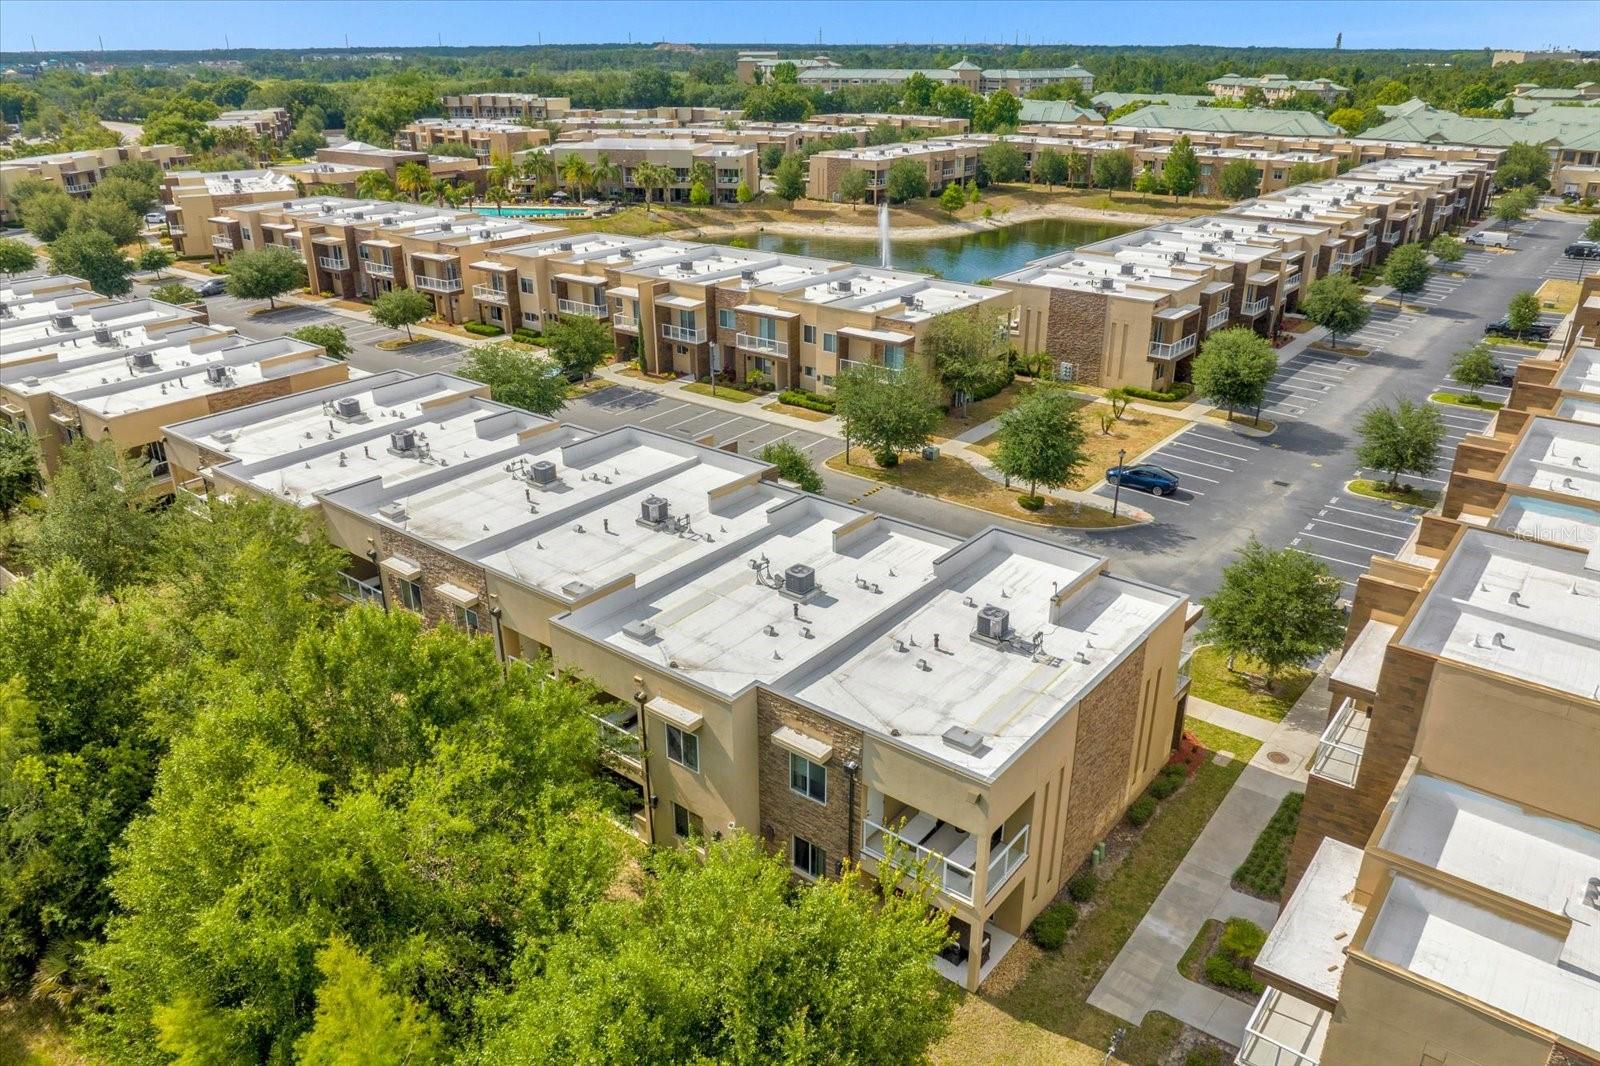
[703,217,1136,283]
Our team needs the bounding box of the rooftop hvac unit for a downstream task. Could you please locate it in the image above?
[281,200,294,208]
[389,428,417,453]
[557,241,573,251]
[639,495,670,526]
[333,396,363,419]
[740,269,756,282]
[130,350,156,369]
[1221,228,1234,240]
[477,229,490,239]
[382,216,396,225]
[941,725,986,754]
[900,293,917,307]
[1098,277,1115,291]
[205,364,230,385]
[53,313,75,330]
[378,501,407,522]
[830,279,853,294]
[1120,262,1135,276]
[526,459,558,486]
[781,563,817,601]
[623,619,657,643]
[973,604,1010,645]
[438,221,452,231]
[93,326,114,345]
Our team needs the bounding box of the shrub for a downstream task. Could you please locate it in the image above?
[1126,795,1158,826]
[966,367,1014,403]
[1219,917,1266,959]
[1233,792,1302,899]
[206,262,229,274]
[1147,771,1183,800]
[1066,870,1098,903]
[1122,382,1193,403]
[777,389,835,413]
[1204,953,1262,993]
[464,321,504,337]
[1186,1047,1226,1066]
[512,328,543,344]
[1017,494,1045,511]
[1029,901,1078,949]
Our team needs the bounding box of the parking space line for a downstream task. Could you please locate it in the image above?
[1298,530,1397,555]
[1308,518,1410,542]
[1183,432,1259,452]
[1319,504,1418,526]
[1165,438,1249,462]
[691,415,749,439]
[636,403,689,424]
[1149,449,1234,473]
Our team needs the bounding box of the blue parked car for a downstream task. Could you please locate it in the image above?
[1106,464,1180,496]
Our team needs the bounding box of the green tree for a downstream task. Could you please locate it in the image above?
[759,439,823,492]
[837,167,869,208]
[1033,147,1069,188]
[18,188,75,242]
[633,160,672,212]
[295,938,444,1066]
[923,306,1009,417]
[21,437,160,591]
[288,323,352,360]
[1284,161,1325,187]
[835,367,943,467]
[1430,232,1465,263]
[1301,273,1370,350]
[758,143,785,174]
[1450,343,1500,398]
[395,160,432,202]
[1356,398,1446,491]
[0,431,41,515]
[224,245,306,310]
[885,157,929,203]
[0,237,38,274]
[688,179,711,206]
[1163,135,1200,197]
[151,282,200,304]
[939,182,966,213]
[1091,149,1134,190]
[546,313,612,381]
[1191,327,1278,424]
[974,89,1021,132]
[1506,290,1541,334]
[979,140,1027,184]
[931,84,978,119]
[1383,242,1431,294]
[458,342,569,414]
[47,227,132,296]
[1202,537,1346,681]
[734,179,754,204]
[772,153,807,203]
[1134,165,1165,196]
[901,72,936,112]
[1495,141,1551,191]
[1585,217,1600,242]
[136,243,174,278]
[1217,159,1262,201]
[990,386,1087,506]
[70,197,140,246]
[283,118,326,158]
[90,173,159,218]
[1328,107,1371,134]
[370,287,431,340]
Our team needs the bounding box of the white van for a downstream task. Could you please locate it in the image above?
[1468,230,1511,248]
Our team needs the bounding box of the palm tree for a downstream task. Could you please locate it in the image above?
[395,162,431,203]
[428,177,452,208]
[560,154,591,201]
[590,152,620,200]
[356,169,395,201]
[488,153,517,198]
[487,182,510,212]
[634,161,669,214]
[520,149,555,199]
[1067,151,1088,188]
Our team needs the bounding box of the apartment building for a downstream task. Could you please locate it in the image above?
[764,57,1093,97]
[520,137,759,204]
[312,141,485,190]
[162,169,299,258]
[811,112,972,135]
[0,271,96,312]
[394,118,550,162]
[806,138,980,201]
[0,143,188,222]
[441,93,572,122]
[0,294,205,371]
[736,52,841,84]
[1205,74,1348,105]
[207,108,293,144]
[271,159,382,197]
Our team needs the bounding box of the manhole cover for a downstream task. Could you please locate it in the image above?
[1266,751,1291,765]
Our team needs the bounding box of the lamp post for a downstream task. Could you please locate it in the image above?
[709,341,720,397]
[1111,447,1126,518]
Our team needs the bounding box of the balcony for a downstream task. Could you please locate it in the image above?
[414,274,463,294]
[1149,334,1198,360]
[317,256,350,271]
[612,313,639,332]
[1283,272,1302,291]
[591,707,644,776]
[1176,647,1194,699]
[985,825,1029,902]
[210,235,234,251]
[660,323,706,344]
[557,298,607,317]
[1309,697,1368,788]
[1337,248,1365,268]
[1206,308,1231,331]
[472,284,509,304]
[862,817,977,904]
[1236,987,1328,1066]
[338,572,383,606]
[1381,229,1402,245]
[735,332,788,357]
[362,259,394,278]
[174,480,210,519]
[1241,296,1271,317]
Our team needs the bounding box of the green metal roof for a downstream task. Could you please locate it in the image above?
[1358,109,1600,150]
[1018,99,1103,124]
[1204,74,1349,93]
[1092,91,1214,110]
[1110,105,1338,136]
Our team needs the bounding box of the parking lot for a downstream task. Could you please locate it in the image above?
[1540,250,1596,282]
[1090,421,1261,510]
[571,384,842,460]
[1260,348,1358,420]
[1290,491,1427,593]
[1335,303,1424,356]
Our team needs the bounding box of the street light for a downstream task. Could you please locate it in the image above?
[1110,447,1126,518]
[709,341,720,397]
[1102,1026,1125,1065]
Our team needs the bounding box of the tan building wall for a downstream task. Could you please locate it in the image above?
[0,143,188,221]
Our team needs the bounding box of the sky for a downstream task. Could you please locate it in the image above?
[2,0,1597,54]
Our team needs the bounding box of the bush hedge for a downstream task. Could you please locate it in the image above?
[1148,763,1187,800]
[777,389,836,413]
[1066,870,1098,903]
[1126,795,1158,826]
[1123,382,1193,403]
[1203,917,1266,993]
[1029,900,1079,949]
[967,368,1015,404]
[1233,792,1302,900]
[464,322,504,337]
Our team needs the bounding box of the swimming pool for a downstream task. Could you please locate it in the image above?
[475,206,589,218]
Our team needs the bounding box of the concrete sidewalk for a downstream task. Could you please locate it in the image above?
[1086,661,1330,1043]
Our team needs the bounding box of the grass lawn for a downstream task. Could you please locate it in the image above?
[1536,278,1580,315]
[933,381,1038,440]
[1347,478,1441,510]
[614,365,676,383]
[767,401,831,422]
[1430,390,1503,411]
[1179,918,1223,981]
[971,408,1187,492]
[1188,645,1315,722]
[1233,792,1304,900]
[1065,384,1195,411]
[569,378,615,398]
[933,720,1261,1066]
[826,447,1134,528]
[0,998,92,1065]
[375,337,426,351]
[1204,409,1278,434]
[680,381,758,403]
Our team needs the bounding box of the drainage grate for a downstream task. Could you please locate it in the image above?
[1271,480,1292,488]
[1266,751,1291,765]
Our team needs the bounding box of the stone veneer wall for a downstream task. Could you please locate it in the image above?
[376,527,491,631]
[1045,289,1107,385]
[754,689,864,876]
[1056,645,1147,882]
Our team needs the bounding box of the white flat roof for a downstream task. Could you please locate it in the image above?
[1553,346,1600,399]
[67,339,331,418]
[1254,836,1363,1002]
[1489,494,1600,552]
[0,301,196,365]
[1554,396,1600,425]
[1500,416,1600,502]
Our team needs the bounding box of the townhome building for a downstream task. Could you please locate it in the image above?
[207,107,293,144]
[0,295,205,371]
[311,141,485,190]
[394,118,550,162]
[518,137,759,204]
[0,272,97,313]
[441,93,572,122]
[162,169,300,258]
[0,143,188,222]
[457,231,676,336]
[810,112,972,135]
[736,52,840,84]
[1205,74,1348,104]
[805,138,981,201]
[271,159,383,197]
[782,57,1093,97]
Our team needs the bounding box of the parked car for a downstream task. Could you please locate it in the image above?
[194,278,226,297]
[143,211,165,225]
[1467,230,1511,247]
[1492,360,1517,387]
[1565,241,1600,260]
[1484,318,1552,341]
[1105,464,1180,495]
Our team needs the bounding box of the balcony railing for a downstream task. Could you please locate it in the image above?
[338,572,383,606]
[1337,248,1366,267]
[735,332,788,357]
[1283,272,1302,291]
[317,256,349,271]
[1381,230,1402,244]
[839,356,901,376]
[591,711,644,771]
[414,274,463,293]
[1236,987,1328,1066]
[1309,697,1368,788]
[862,817,976,904]
[1241,296,1271,316]
[1149,334,1198,360]
[661,323,706,344]
[472,284,509,304]
[1176,647,1194,698]
[985,825,1029,902]
[612,313,639,332]
[1206,308,1231,331]
[174,480,210,519]
[557,298,607,317]
[362,259,394,278]
[211,235,234,251]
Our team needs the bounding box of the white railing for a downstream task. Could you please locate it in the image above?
[1382,229,1402,244]
[414,274,463,293]
[839,356,902,376]
[1309,697,1367,788]
[1206,308,1231,331]
[211,235,234,250]
[317,256,349,271]
[1176,647,1194,696]
[557,298,607,317]
[612,313,639,332]
[175,481,210,518]
[168,226,185,236]
[736,332,788,357]
[339,572,383,606]
[1236,987,1328,1066]
[861,818,976,904]
[1283,272,1302,291]
[362,259,394,278]
[1149,334,1198,360]
[591,713,644,768]
[661,323,706,344]
[1241,296,1271,316]
[472,284,508,304]
[985,825,1029,902]
[1338,249,1365,267]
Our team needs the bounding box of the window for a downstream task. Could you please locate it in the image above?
[883,345,906,370]
[718,308,736,329]
[400,579,423,612]
[673,802,703,840]
[803,324,816,344]
[822,332,836,353]
[520,277,535,294]
[789,752,827,804]
[488,305,503,322]
[821,374,834,386]
[792,835,826,878]
[239,226,252,243]
[665,724,699,772]
[803,365,814,377]
[457,605,480,634]
[521,311,539,327]
[549,278,557,295]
